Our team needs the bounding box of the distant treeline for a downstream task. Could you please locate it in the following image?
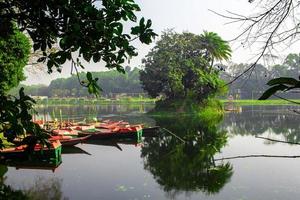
[10,53,300,99]
[221,53,300,99]
[10,67,144,97]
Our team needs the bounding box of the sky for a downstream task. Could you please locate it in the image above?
[23,0,300,85]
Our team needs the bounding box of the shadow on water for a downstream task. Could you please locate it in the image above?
[141,113,233,197]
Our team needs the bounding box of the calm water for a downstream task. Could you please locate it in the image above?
[3,104,300,200]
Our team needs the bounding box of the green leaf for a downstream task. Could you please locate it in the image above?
[259,84,289,100]
[267,77,299,86]
[86,72,93,82]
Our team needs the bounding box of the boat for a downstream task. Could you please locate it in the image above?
[71,124,95,131]
[49,135,91,146]
[52,128,79,137]
[78,125,143,140]
[0,141,62,166]
[95,120,129,129]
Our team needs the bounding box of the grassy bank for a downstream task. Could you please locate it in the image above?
[220,99,300,106]
[36,97,156,105]
[35,97,300,106]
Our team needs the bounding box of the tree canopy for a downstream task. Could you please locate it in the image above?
[1,0,156,75]
[0,25,31,94]
[0,0,156,147]
[140,30,231,102]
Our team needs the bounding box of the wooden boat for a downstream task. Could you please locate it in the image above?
[78,126,143,140]
[52,128,78,137]
[95,120,129,129]
[0,141,62,166]
[71,124,95,131]
[49,135,91,146]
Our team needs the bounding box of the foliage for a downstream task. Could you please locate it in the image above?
[259,77,300,100]
[0,0,156,146]
[0,88,49,149]
[258,53,300,100]
[140,30,231,102]
[0,25,30,94]
[1,0,156,75]
[0,27,48,149]
[141,114,232,195]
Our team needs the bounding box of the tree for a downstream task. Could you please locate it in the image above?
[140,30,231,102]
[0,0,156,148]
[216,0,300,98]
[199,31,231,72]
[0,25,30,94]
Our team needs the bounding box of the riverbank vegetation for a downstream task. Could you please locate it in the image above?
[35,96,156,106]
[221,99,300,106]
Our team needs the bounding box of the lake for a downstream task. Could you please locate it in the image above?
[2,104,300,200]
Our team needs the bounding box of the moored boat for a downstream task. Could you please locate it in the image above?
[78,126,143,141]
[95,120,129,129]
[0,141,62,166]
[49,135,91,146]
[52,128,78,137]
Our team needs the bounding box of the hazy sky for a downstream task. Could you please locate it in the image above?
[23,0,299,85]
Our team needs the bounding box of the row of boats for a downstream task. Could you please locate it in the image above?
[0,119,160,167]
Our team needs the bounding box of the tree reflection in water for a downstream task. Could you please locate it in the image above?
[141,114,233,197]
[223,106,300,143]
[0,164,68,200]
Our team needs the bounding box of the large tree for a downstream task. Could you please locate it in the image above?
[140,30,231,102]
[0,0,156,147]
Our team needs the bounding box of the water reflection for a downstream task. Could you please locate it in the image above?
[0,165,68,200]
[141,114,233,196]
[223,106,300,143]
[5,104,300,199]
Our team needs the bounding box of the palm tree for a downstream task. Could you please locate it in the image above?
[199,31,231,73]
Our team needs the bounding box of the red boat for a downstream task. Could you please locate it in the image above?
[49,135,91,146]
[71,125,95,131]
[78,125,143,140]
[0,141,62,164]
[52,128,78,137]
[95,120,129,129]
